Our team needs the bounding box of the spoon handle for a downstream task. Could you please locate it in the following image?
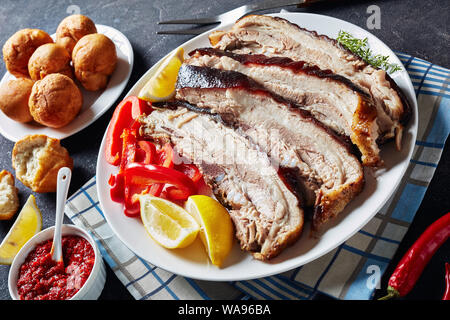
[51,167,72,263]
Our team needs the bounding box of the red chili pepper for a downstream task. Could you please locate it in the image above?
[443,263,450,300]
[379,212,450,299]
[105,96,152,165]
[123,163,196,201]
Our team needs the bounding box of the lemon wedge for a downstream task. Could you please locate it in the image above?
[139,194,199,249]
[0,195,42,265]
[185,195,234,267]
[138,47,184,102]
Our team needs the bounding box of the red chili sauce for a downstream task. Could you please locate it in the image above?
[17,235,95,300]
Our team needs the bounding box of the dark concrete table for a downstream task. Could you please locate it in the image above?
[0,0,448,300]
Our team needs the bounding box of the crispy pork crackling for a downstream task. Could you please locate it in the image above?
[210,15,411,149]
[188,48,381,167]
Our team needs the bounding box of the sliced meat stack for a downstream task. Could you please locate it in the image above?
[139,106,304,261]
[175,64,364,230]
[209,15,411,149]
[187,47,381,166]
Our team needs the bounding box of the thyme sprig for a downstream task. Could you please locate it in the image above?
[336,30,402,74]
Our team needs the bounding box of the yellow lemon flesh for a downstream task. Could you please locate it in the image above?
[0,195,42,265]
[185,195,234,267]
[139,194,199,249]
[138,47,184,102]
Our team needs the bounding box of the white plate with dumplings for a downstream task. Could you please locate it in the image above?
[0,24,133,142]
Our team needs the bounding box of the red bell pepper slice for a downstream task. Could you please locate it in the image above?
[175,164,202,183]
[109,138,205,217]
[156,143,174,168]
[109,128,138,207]
[105,96,152,166]
[166,186,190,201]
[380,212,450,299]
[123,163,196,201]
[123,180,147,217]
[443,263,450,300]
[119,129,138,173]
[109,174,125,203]
[136,140,156,164]
[147,183,164,197]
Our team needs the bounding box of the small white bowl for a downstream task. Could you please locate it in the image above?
[8,224,106,300]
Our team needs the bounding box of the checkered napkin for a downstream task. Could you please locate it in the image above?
[64,53,449,300]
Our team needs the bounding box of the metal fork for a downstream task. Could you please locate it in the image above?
[157,0,323,35]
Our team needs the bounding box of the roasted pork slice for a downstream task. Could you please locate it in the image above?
[139,105,304,260]
[209,14,411,148]
[187,47,381,166]
[175,64,364,230]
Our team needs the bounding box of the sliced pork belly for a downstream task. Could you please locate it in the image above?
[139,106,303,260]
[209,14,411,148]
[175,64,364,230]
[187,47,381,166]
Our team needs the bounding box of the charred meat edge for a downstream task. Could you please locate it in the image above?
[187,47,381,167]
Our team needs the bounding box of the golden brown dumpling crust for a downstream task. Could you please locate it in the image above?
[72,33,117,91]
[2,29,53,78]
[28,73,83,128]
[12,134,73,193]
[0,78,34,123]
[56,14,97,56]
[28,43,73,80]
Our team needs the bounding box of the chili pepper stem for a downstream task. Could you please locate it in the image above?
[378,286,400,300]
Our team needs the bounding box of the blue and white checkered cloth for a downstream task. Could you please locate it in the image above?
[65,53,449,300]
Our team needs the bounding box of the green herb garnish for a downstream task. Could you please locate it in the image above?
[336,30,402,74]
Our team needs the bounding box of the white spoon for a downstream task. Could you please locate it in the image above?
[50,167,72,263]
